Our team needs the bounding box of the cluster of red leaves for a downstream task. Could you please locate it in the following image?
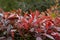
[0,8,60,40]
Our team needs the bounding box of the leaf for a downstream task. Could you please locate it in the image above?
[36,37,42,40]
[44,33,55,40]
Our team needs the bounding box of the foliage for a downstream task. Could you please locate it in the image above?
[0,0,57,11]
